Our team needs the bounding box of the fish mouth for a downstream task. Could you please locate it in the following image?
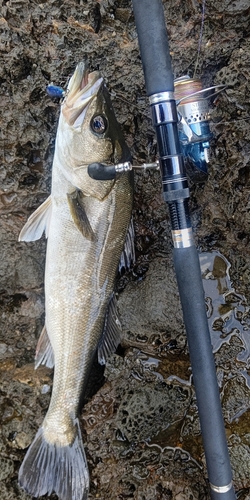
[62,61,103,127]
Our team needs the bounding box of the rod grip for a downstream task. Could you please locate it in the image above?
[173,246,234,493]
[132,0,174,95]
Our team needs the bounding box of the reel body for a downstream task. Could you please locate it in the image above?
[174,76,215,180]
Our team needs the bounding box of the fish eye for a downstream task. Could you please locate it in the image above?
[91,115,108,134]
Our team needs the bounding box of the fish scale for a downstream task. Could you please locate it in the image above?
[18,61,133,500]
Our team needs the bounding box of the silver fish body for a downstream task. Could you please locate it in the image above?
[18,62,133,500]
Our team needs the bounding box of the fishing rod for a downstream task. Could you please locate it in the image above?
[85,2,235,498]
[131,1,236,499]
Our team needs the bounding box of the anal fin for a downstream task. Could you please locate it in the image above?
[98,293,122,365]
[19,196,52,242]
[67,189,94,241]
[35,325,54,369]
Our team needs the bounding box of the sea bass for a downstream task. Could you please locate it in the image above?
[18,61,133,500]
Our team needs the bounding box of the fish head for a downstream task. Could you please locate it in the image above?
[57,61,130,182]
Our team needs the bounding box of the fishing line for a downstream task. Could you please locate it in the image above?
[193,0,206,78]
[213,117,250,124]
[110,92,150,118]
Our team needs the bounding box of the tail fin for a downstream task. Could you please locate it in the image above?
[18,419,89,500]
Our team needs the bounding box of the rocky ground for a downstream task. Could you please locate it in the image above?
[1,0,250,498]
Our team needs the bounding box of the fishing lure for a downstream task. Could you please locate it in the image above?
[46,84,66,100]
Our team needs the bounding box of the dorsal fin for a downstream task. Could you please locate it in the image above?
[19,196,52,242]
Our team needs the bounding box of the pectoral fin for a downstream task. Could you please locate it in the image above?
[19,196,52,242]
[98,293,122,365]
[67,190,94,241]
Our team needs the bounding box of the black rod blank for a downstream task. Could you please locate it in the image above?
[174,247,235,499]
[132,0,174,95]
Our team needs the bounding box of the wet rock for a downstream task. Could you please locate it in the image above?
[222,376,250,424]
[0,457,14,481]
[1,0,250,498]
[229,439,250,490]
[0,343,8,356]
[87,441,209,499]
[14,431,31,450]
[13,363,52,387]
[118,258,186,353]
[115,8,131,23]
[0,482,31,500]
[117,382,190,442]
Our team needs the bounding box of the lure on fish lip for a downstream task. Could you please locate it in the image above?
[18,61,133,500]
[46,84,66,100]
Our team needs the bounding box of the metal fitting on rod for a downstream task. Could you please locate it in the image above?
[149,92,194,247]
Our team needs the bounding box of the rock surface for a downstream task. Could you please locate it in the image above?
[1,0,250,499]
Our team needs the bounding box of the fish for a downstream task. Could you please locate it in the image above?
[18,61,133,500]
